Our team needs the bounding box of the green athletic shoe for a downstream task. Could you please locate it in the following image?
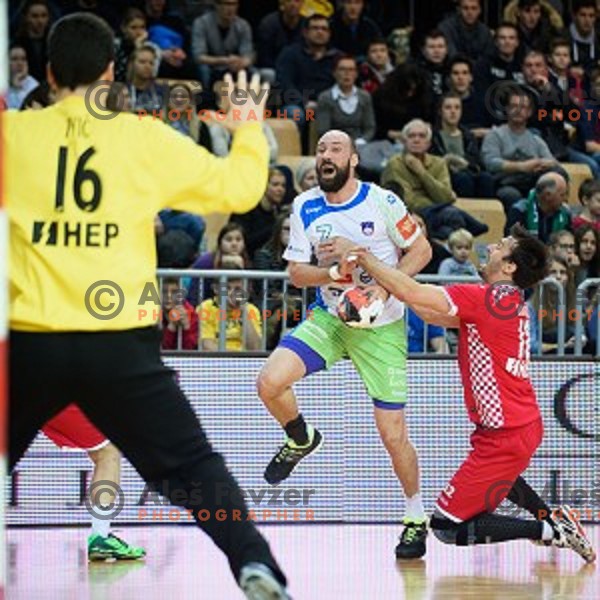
[88,533,146,561]
[395,517,428,559]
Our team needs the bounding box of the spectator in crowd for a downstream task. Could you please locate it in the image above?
[438,228,479,277]
[145,0,198,80]
[372,63,434,142]
[330,0,382,60]
[549,229,579,268]
[431,92,495,198]
[254,212,303,348]
[574,224,600,284]
[8,44,38,110]
[161,277,200,350]
[381,119,455,213]
[230,168,287,257]
[12,0,51,82]
[406,308,448,353]
[505,0,562,54]
[114,8,152,83]
[127,45,164,112]
[568,0,600,74]
[481,90,559,212]
[191,0,254,91]
[106,81,132,114]
[316,55,376,145]
[187,222,251,307]
[19,80,53,110]
[295,158,318,192]
[532,253,577,353]
[408,211,452,274]
[257,0,304,75]
[521,49,600,176]
[474,22,524,123]
[576,68,600,172]
[275,13,340,127]
[156,229,198,269]
[446,55,490,137]
[438,0,494,62]
[573,178,600,231]
[505,171,571,242]
[413,29,449,100]
[164,82,212,149]
[548,37,585,109]
[198,263,263,351]
[358,37,394,95]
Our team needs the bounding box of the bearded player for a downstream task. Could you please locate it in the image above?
[339,226,596,563]
[256,130,433,559]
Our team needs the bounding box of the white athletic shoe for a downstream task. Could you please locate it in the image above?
[553,505,597,563]
[239,563,291,600]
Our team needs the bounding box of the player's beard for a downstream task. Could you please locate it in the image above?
[317,160,351,192]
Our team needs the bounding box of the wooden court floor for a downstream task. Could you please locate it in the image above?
[6,524,599,599]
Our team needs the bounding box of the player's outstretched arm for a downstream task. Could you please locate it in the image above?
[342,250,451,314]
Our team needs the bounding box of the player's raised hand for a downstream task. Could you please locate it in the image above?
[317,236,356,266]
[221,71,270,131]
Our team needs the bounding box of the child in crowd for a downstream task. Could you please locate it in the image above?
[161,277,199,350]
[573,178,600,232]
[549,229,579,268]
[359,38,395,95]
[198,262,263,351]
[437,228,479,277]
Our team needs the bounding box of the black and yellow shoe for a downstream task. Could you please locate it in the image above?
[395,517,428,559]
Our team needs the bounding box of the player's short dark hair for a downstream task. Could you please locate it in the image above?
[48,13,115,90]
[506,224,549,289]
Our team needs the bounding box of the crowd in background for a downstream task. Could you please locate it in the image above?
[7,0,600,353]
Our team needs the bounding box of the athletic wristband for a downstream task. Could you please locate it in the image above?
[329,264,344,281]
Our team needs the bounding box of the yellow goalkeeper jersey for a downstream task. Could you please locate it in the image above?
[3,96,268,332]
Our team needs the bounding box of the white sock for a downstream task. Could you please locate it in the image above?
[405,493,426,521]
[91,509,111,538]
[541,520,554,541]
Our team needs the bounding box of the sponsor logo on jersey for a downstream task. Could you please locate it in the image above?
[386,194,397,205]
[396,215,417,240]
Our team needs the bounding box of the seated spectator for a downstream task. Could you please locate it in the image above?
[505,172,571,242]
[372,63,434,142]
[165,82,213,149]
[413,29,449,100]
[481,90,559,212]
[406,308,448,353]
[521,49,599,176]
[505,0,562,54]
[296,158,318,192]
[548,37,585,108]
[161,277,200,350]
[446,55,490,137]
[275,14,340,128]
[127,45,164,112]
[573,178,600,231]
[532,253,577,353]
[574,224,600,285]
[358,38,394,95]
[568,0,600,75]
[198,264,263,351]
[576,68,600,173]
[114,8,153,83]
[549,229,579,268]
[191,0,254,92]
[156,229,198,269]
[474,22,525,123]
[381,119,455,213]
[438,228,479,277]
[12,0,51,83]
[438,0,494,62]
[230,168,287,257]
[257,0,304,76]
[145,0,198,80]
[187,222,250,306]
[7,44,38,109]
[331,0,382,60]
[316,55,376,145]
[254,212,303,348]
[431,93,495,198]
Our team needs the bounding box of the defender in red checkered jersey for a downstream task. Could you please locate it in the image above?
[340,225,596,563]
